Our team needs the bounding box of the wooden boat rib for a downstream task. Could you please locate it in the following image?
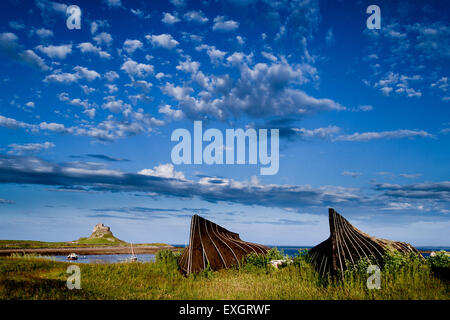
[179,214,269,275]
[309,208,421,278]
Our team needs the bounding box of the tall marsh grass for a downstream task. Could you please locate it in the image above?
[0,249,448,300]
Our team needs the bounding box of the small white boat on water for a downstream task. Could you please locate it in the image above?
[67,253,78,260]
[130,242,137,262]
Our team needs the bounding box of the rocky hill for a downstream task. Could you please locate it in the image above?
[75,223,125,245]
[89,223,114,239]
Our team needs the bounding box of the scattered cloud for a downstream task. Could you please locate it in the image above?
[138,163,185,180]
[342,171,362,178]
[36,44,72,59]
[0,198,15,204]
[399,173,423,179]
[77,42,111,59]
[335,129,433,141]
[8,142,55,155]
[93,32,113,46]
[104,0,122,8]
[121,59,154,80]
[213,16,239,31]
[146,34,179,49]
[184,10,209,23]
[0,32,49,71]
[122,39,143,54]
[162,12,180,24]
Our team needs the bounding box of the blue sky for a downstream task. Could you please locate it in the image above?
[0,0,449,246]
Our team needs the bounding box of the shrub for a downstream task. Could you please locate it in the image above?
[427,251,450,268]
[155,250,180,273]
[241,248,286,273]
[292,249,310,267]
[427,251,450,281]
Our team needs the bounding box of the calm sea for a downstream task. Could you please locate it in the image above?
[49,245,449,264]
[52,254,156,264]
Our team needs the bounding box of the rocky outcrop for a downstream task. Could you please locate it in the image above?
[89,223,114,239]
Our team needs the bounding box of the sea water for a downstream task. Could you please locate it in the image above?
[48,246,449,264]
[51,253,156,264]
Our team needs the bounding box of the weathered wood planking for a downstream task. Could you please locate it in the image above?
[179,215,269,275]
[309,208,421,278]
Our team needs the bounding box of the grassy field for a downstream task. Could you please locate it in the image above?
[0,250,448,300]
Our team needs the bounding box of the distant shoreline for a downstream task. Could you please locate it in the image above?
[0,245,181,256]
[0,245,441,257]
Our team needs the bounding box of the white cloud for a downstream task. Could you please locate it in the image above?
[0,32,19,55]
[105,83,118,94]
[36,44,72,59]
[162,12,180,24]
[34,28,54,39]
[336,129,433,141]
[0,198,15,204]
[165,60,344,120]
[57,92,69,101]
[83,108,96,119]
[146,34,179,49]
[126,80,153,92]
[342,171,362,178]
[325,28,334,46]
[374,72,423,97]
[123,39,143,54]
[261,51,277,62]
[293,126,341,139]
[352,105,373,112]
[9,21,25,30]
[120,59,154,80]
[155,72,166,79]
[431,77,448,93]
[399,173,423,179]
[80,85,95,94]
[18,50,49,71]
[68,98,90,109]
[236,35,245,45]
[8,142,54,154]
[159,104,184,120]
[102,98,129,113]
[93,32,113,46]
[130,8,150,19]
[39,121,67,133]
[0,114,162,142]
[44,67,99,84]
[162,83,193,101]
[73,66,101,81]
[44,70,79,84]
[183,10,208,23]
[170,0,185,7]
[176,59,200,74]
[0,115,32,129]
[104,0,121,8]
[35,0,67,15]
[90,20,109,35]
[104,70,119,82]
[138,163,185,180]
[196,44,227,64]
[213,16,239,31]
[77,42,111,59]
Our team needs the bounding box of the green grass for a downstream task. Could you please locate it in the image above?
[75,234,125,245]
[0,249,448,300]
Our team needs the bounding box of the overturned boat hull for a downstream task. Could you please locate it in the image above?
[309,208,421,278]
[179,215,269,275]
